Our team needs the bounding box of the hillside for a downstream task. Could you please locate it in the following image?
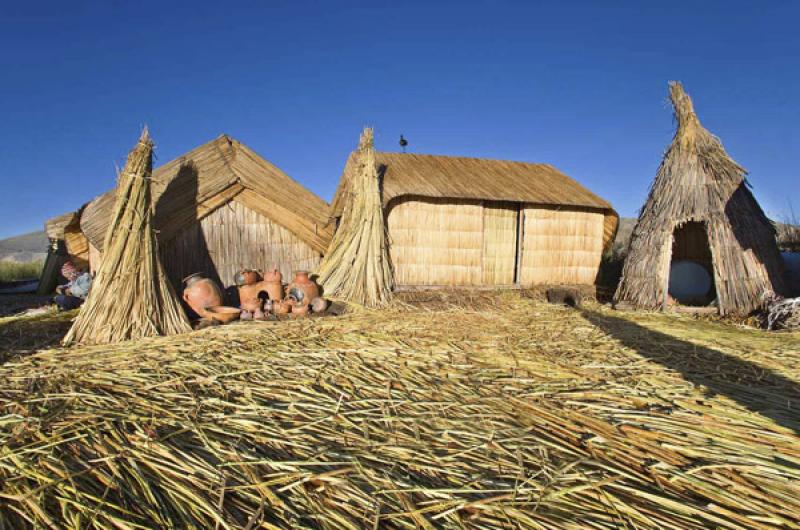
[0,230,48,263]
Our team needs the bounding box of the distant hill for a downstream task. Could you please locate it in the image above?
[0,231,48,263]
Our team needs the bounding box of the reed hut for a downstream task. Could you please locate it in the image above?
[74,134,333,290]
[615,82,785,315]
[329,138,618,289]
[39,207,91,294]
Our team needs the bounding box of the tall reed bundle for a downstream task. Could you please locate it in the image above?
[317,128,393,307]
[63,129,190,345]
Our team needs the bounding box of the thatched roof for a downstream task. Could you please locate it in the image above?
[615,82,785,315]
[330,150,618,249]
[78,135,333,254]
[331,152,614,214]
[44,211,80,240]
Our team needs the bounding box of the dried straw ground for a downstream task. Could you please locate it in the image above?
[1,292,799,529]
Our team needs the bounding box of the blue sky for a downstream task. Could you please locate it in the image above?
[1,0,798,239]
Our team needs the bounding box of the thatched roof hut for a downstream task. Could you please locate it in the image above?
[38,208,91,294]
[330,142,618,288]
[45,135,333,291]
[615,82,785,315]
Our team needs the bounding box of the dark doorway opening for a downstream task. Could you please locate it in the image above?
[669,221,717,306]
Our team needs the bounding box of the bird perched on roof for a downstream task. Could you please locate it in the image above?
[399,134,408,153]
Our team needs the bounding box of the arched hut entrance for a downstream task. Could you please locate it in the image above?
[668,221,717,306]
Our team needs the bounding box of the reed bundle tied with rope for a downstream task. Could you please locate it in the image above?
[317,127,394,307]
[63,129,190,345]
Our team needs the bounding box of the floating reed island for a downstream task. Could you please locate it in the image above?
[1,292,799,529]
[615,81,786,315]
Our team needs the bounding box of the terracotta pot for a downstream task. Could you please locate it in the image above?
[236,269,262,286]
[291,303,310,318]
[183,274,223,318]
[262,268,282,283]
[260,279,284,302]
[310,297,328,314]
[286,271,319,307]
[258,269,283,301]
[205,305,241,324]
[273,300,292,315]
[238,283,264,313]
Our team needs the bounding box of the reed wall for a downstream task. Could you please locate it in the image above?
[519,205,605,285]
[387,197,484,286]
[161,199,321,288]
[387,197,607,287]
[64,227,90,270]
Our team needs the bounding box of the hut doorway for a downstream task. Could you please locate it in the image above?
[668,221,716,306]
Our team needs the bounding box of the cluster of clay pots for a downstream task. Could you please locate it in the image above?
[235,269,328,320]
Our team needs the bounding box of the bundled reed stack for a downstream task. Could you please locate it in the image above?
[615,82,785,315]
[317,128,394,307]
[63,129,190,345]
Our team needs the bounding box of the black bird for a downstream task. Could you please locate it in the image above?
[399,134,408,153]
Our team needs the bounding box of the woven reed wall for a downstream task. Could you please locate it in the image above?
[88,242,102,274]
[482,201,518,285]
[519,205,605,285]
[64,227,90,270]
[161,200,321,288]
[387,197,484,286]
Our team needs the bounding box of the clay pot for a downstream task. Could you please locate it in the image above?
[236,269,262,286]
[205,305,241,324]
[238,283,264,313]
[262,268,282,283]
[183,274,223,319]
[273,300,292,315]
[310,297,328,314]
[259,269,284,301]
[286,271,319,307]
[291,303,310,318]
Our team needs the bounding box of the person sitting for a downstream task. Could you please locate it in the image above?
[55,261,92,311]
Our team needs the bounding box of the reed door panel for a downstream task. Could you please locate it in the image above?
[519,205,604,285]
[387,197,483,286]
[482,201,518,285]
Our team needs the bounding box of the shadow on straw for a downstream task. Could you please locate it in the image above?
[580,309,800,435]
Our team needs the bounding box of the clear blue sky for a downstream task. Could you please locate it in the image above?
[1,0,798,239]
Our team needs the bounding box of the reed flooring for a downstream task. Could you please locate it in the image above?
[1,292,798,528]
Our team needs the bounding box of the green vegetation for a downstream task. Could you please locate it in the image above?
[0,260,42,282]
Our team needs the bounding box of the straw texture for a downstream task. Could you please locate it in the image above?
[62,129,191,345]
[615,82,786,315]
[80,136,332,255]
[317,128,393,307]
[2,292,799,529]
[520,206,605,285]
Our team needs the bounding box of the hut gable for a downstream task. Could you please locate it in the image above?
[615,82,785,315]
[79,135,333,255]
